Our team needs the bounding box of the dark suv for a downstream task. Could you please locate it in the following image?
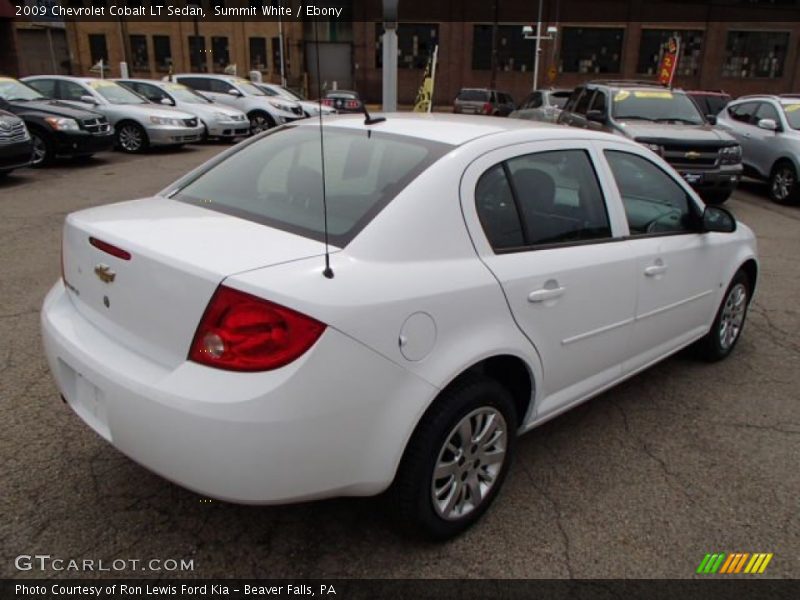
[0,77,114,166]
[453,88,515,116]
[0,108,33,176]
[558,81,743,203]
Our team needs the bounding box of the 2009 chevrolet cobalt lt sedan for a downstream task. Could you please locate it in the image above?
[42,114,757,539]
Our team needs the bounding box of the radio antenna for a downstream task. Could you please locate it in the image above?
[314,20,334,279]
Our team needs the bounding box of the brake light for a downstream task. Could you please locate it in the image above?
[345,100,359,109]
[89,237,131,260]
[483,102,492,115]
[188,285,326,372]
[321,98,334,106]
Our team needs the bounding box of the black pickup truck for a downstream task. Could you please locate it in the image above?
[0,77,114,166]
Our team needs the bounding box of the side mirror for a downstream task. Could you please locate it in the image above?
[586,109,607,123]
[757,118,778,131]
[160,97,174,106]
[702,205,737,233]
[79,95,98,105]
[227,89,243,97]
[705,114,717,125]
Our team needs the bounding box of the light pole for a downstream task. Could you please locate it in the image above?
[278,1,286,87]
[382,0,399,112]
[522,0,557,91]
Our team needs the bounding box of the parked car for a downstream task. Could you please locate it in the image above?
[116,79,249,141]
[23,76,204,154]
[717,94,800,203]
[0,108,32,176]
[321,90,363,114]
[252,82,335,117]
[558,81,743,203]
[169,74,302,134]
[685,90,732,117]
[0,77,113,166]
[453,88,515,116]
[42,114,757,540]
[509,88,571,123]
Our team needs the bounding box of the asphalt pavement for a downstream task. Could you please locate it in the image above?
[0,145,798,579]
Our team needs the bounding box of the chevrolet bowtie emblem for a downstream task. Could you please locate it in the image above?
[685,151,702,159]
[94,263,116,283]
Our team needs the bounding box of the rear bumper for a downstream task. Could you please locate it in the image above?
[54,130,115,157]
[41,281,435,504]
[0,139,33,172]
[146,124,205,146]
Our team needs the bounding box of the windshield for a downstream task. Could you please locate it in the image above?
[612,89,704,125]
[0,78,44,101]
[89,81,147,104]
[235,80,266,96]
[782,103,800,129]
[175,126,452,246]
[164,84,212,104]
[280,87,305,101]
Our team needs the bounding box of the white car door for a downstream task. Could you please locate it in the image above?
[599,142,726,372]
[461,140,639,419]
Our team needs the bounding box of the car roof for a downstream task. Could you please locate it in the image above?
[294,112,621,146]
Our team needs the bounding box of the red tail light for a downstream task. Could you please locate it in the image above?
[483,102,492,115]
[321,98,334,106]
[89,236,131,260]
[189,285,326,372]
[345,100,360,109]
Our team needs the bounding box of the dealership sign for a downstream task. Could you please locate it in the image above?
[658,36,681,87]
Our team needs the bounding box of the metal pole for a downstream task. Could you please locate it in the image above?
[382,26,397,111]
[533,0,543,91]
[278,4,286,87]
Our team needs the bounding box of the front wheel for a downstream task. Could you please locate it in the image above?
[30,130,54,167]
[116,122,149,154]
[390,374,517,540]
[248,111,274,135]
[769,162,798,204]
[694,269,751,361]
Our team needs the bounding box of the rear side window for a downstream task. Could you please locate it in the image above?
[728,102,757,124]
[476,150,612,251]
[458,89,489,102]
[175,127,452,247]
[550,92,570,108]
[574,89,593,114]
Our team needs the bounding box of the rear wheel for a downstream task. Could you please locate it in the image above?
[769,161,799,204]
[116,122,149,153]
[391,374,517,540]
[694,269,751,361]
[30,129,54,167]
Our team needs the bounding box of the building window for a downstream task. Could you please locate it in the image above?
[376,23,439,69]
[189,36,207,72]
[471,25,536,72]
[211,36,230,72]
[637,29,704,77]
[129,35,148,71]
[250,37,267,71]
[153,35,172,72]
[560,27,624,74]
[722,31,789,78]
[88,34,108,66]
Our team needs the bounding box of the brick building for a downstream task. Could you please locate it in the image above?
[352,0,800,105]
[1,0,70,78]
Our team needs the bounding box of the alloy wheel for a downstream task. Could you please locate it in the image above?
[250,115,269,134]
[31,134,47,166]
[719,283,747,351]
[119,125,143,152]
[431,407,507,521]
[771,166,795,201]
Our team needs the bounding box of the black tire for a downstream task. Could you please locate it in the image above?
[768,161,799,204]
[116,121,149,154]
[29,129,54,167]
[390,374,517,540]
[248,111,274,135]
[701,190,733,204]
[694,269,751,362]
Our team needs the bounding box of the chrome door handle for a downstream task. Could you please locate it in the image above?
[528,287,566,303]
[644,264,668,277]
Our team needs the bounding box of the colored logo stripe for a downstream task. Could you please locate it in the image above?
[697,553,773,574]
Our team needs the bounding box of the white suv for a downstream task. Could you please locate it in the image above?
[169,74,303,134]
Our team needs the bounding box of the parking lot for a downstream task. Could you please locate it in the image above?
[1,145,798,579]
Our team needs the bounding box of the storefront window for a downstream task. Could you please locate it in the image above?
[560,27,624,74]
[637,29,704,77]
[722,31,789,78]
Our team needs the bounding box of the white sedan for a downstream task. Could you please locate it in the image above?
[41,114,757,539]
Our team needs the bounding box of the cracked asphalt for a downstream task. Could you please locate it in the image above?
[1,146,798,580]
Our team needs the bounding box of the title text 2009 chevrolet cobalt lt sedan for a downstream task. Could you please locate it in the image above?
[42,115,757,539]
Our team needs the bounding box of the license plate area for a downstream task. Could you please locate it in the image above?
[681,172,704,184]
[58,359,111,441]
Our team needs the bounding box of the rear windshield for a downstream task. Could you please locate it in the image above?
[550,92,570,108]
[458,90,489,101]
[175,126,452,246]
